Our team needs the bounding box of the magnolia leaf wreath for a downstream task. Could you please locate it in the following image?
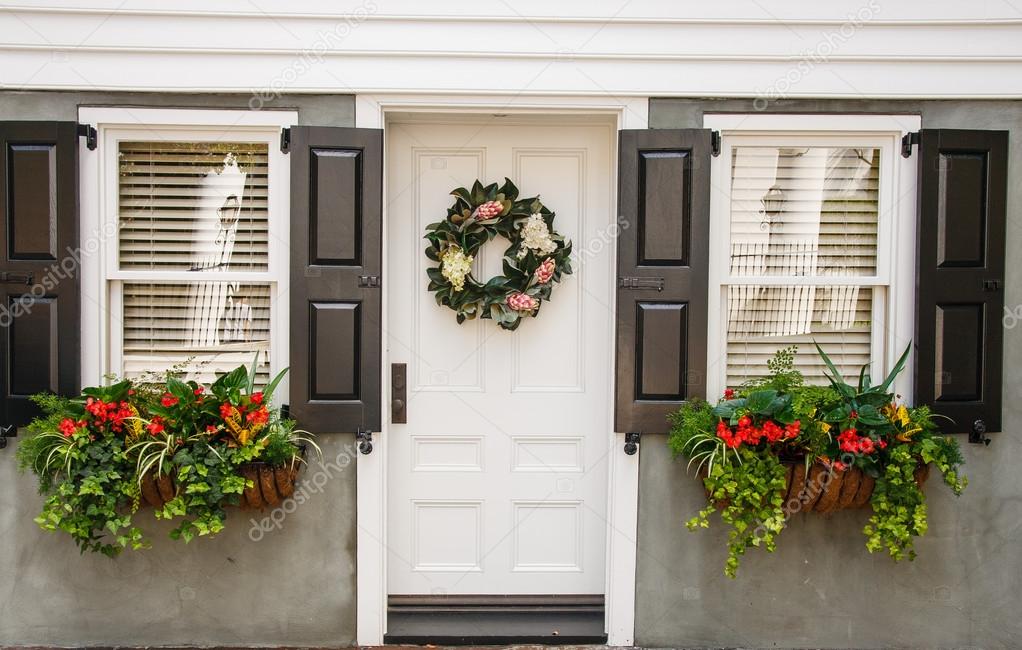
[424,178,573,331]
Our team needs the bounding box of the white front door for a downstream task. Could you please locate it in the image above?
[386,117,614,596]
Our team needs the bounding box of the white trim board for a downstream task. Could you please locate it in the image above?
[356,94,645,647]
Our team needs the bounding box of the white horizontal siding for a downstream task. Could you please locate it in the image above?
[2,1,1021,97]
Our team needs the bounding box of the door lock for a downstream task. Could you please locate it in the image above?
[391,363,407,424]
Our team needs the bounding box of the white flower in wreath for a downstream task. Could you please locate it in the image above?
[441,245,473,292]
[516,213,559,259]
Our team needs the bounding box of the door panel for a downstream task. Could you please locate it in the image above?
[386,120,614,595]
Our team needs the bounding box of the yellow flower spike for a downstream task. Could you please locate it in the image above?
[819,422,831,433]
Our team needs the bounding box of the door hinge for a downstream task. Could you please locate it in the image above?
[624,432,641,455]
[357,428,374,455]
[901,131,920,158]
[618,277,664,291]
[711,130,721,157]
[77,123,97,151]
[280,127,291,153]
[358,275,381,288]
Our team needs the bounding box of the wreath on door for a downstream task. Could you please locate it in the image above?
[424,178,573,331]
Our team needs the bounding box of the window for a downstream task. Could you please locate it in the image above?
[80,109,295,387]
[704,115,920,398]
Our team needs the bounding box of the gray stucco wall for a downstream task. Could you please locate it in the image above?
[0,91,359,648]
[638,98,1022,649]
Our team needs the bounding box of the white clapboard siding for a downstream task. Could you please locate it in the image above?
[1,2,1021,97]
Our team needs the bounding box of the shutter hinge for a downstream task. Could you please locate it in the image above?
[280,127,291,153]
[983,279,1003,292]
[901,131,920,158]
[711,130,721,157]
[77,123,97,151]
[624,432,641,455]
[618,277,664,291]
[357,428,374,455]
[358,275,381,288]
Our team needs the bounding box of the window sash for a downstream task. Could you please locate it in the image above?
[704,124,909,398]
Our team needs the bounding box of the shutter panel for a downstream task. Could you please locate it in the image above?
[289,127,382,433]
[615,129,711,433]
[0,121,80,429]
[915,129,1007,433]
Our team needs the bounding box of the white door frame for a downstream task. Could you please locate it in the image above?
[355,93,647,646]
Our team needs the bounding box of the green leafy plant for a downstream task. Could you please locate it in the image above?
[16,383,147,556]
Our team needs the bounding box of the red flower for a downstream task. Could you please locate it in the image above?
[58,418,78,437]
[878,439,888,449]
[127,389,135,396]
[723,388,735,400]
[250,392,263,405]
[147,417,165,436]
[850,410,859,420]
[194,386,204,395]
[219,403,235,419]
[246,405,270,426]
[206,424,218,433]
[737,415,752,428]
[833,461,847,472]
[161,393,179,407]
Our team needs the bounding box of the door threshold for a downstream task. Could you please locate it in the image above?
[383,595,608,646]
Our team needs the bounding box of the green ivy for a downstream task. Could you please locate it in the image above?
[686,448,789,578]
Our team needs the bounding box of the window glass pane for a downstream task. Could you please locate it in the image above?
[122,281,271,383]
[118,141,269,271]
[729,146,879,277]
[726,285,872,386]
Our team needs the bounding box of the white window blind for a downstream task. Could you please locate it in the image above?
[116,140,273,381]
[725,145,881,386]
[118,141,269,272]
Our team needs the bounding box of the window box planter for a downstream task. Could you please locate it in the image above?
[672,345,966,578]
[17,358,318,555]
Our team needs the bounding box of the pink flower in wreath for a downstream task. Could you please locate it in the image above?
[534,257,556,284]
[506,292,539,312]
[472,200,503,221]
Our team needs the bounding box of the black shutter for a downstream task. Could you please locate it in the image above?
[289,127,382,434]
[915,129,1008,433]
[0,121,80,430]
[615,129,711,433]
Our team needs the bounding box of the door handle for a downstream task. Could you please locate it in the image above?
[391,363,407,424]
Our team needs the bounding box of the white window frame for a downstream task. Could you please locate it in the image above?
[78,107,297,393]
[703,113,921,401]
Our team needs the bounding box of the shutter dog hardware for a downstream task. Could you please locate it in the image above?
[358,275,381,288]
[970,420,992,446]
[280,127,291,153]
[624,432,641,455]
[618,277,665,291]
[357,428,374,455]
[76,123,97,150]
[0,424,14,448]
[711,130,721,157]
